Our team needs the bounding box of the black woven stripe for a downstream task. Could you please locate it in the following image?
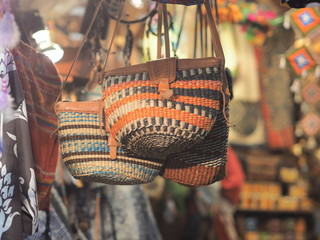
[64,157,163,170]
[59,124,103,131]
[106,88,221,118]
[60,135,108,142]
[176,68,221,81]
[174,88,220,100]
[104,67,221,87]
[62,151,109,158]
[179,146,227,163]
[169,111,228,161]
[213,164,226,182]
[106,85,221,99]
[121,124,202,145]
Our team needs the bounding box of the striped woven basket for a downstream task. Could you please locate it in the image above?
[160,104,229,187]
[56,100,164,185]
[103,59,223,159]
[103,0,228,160]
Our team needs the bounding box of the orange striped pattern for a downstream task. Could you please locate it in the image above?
[103,66,223,158]
[104,80,221,97]
[105,93,220,117]
[110,107,214,136]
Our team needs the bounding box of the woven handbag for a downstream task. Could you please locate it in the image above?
[54,0,166,185]
[152,0,204,5]
[56,100,164,184]
[103,1,230,160]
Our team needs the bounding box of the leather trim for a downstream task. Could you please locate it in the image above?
[147,58,177,84]
[56,99,120,159]
[108,135,119,160]
[56,100,104,114]
[105,57,222,77]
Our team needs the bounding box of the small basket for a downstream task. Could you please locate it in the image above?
[56,100,165,185]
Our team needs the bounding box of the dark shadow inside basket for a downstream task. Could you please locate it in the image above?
[120,128,204,160]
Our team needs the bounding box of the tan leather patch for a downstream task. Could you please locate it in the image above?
[147,57,177,84]
[55,100,104,114]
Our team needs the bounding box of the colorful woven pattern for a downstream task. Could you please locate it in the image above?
[103,66,222,159]
[160,105,229,187]
[152,0,204,5]
[290,8,320,36]
[12,41,61,210]
[286,46,316,76]
[300,113,320,137]
[302,82,320,104]
[57,101,164,185]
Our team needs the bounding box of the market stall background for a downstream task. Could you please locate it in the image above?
[1,0,320,239]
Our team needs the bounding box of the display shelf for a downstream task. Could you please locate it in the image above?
[236,207,314,216]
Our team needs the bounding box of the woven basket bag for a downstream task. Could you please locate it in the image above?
[56,100,164,184]
[103,1,229,160]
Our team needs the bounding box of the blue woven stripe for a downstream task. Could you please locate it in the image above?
[59,112,98,118]
[60,140,110,153]
[58,118,99,124]
[67,163,159,177]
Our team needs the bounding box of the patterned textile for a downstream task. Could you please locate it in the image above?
[23,209,73,240]
[297,74,320,140]
[50,182,163,240]
[286,46,317,76]
[98,185,163,240]
[300,113,320,137]
[260,27,295,149]
[302,82,320,105]
[11,41,61,210]
[0,50,38,239]
[290,8,320,36]
[151,0,203,5]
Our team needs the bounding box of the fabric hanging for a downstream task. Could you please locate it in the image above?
[11,41,61,210]
[259,27,296,149]
[228,26,266,147]
[0,49,39,240]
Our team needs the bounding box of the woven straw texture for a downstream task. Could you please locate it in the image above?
[160,104,229,187]
[103,67,222,159]
[57,107,164,185]
[152,0,204,5]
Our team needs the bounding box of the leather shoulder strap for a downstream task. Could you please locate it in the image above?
[204,0,225,67]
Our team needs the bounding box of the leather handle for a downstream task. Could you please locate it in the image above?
[204,0,225,67]
[55,0,126,103]
[163,4,170,58]
[157,0,225,69]
[157,4,163,59]
[157,3,171,59]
